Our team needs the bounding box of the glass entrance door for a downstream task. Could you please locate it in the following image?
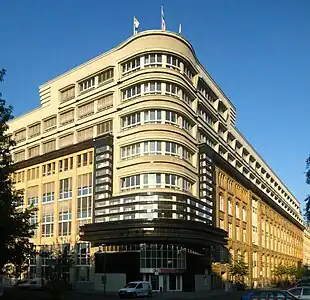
[168,274,182,291]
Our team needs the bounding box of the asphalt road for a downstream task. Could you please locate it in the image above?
[3,288,247,300]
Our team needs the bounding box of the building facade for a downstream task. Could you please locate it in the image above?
[303,228,310,268]
[8,30,303,291]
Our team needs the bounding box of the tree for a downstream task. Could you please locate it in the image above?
[0,69,37,276]
[305,156,310,222]
[229,255,249,285]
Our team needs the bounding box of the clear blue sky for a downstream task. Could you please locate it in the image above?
[1,0,309,210]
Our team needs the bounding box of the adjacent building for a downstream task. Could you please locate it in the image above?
[8,30,304,291]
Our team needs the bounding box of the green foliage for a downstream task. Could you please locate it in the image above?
[304,156,310,222]
[229,256,249,284]
[0,69,37,275]
[273,265,303,280]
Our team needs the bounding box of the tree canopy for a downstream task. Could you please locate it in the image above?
[304,156,310,222]
[0,69,37,277]
[229,255,249,284]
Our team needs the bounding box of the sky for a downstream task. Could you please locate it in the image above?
[0,0,309,210]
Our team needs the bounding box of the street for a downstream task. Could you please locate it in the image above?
[3,288,246,300]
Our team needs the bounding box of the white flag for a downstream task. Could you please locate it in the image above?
[133,16,140,35]
[161,6,166,31]
[178,24,182,34]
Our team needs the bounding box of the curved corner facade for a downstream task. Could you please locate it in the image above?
[8,30,304,291]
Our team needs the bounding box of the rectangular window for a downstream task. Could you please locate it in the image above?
[142,173,161,188]
[97,94,113,111]
[122,85,141,100]
[59,134,74,148]
[165,111,178,125]
[165,174,178,189]
[14,150,25,162]
[122,57,141,74]
[144,81,162,94]
[143,141,162,155]
[27,185,38,206]
[121,175,140,190]
[182,147,192,162]
[79,77,95,92]
[14,129,26,143]
[28,123,41,138]
[78,173,92,196]
[144,110,162,124]
[60,86,75,102]
[59,209,72,236]
[77,196,92,220]
[77,127,93,142]
[44,116,57,131]
[184,64,194,80]
[166,55,181,70]
[59,157,74,172]
[182,178,192,192]
[43,139,56,153]
[42,213,54,237]
[98,68,114,84]
[28,145,40,158]
[15,171,24,183]
[236,226,240,240]
[77,151,93,167]
[97,120,112,135]
[165,142,178,156]
[121,112,141,128]
[60,110,74,126]
[42,162,56,176]
[228,223,232,238]
[78,102,94,119]
[165,83,179,97]
[144,53,162,67]
[27,167,39,180]
[42,182,55,203]
[121,143,141,159]
[60,178,73,200]
[182,118,192,133]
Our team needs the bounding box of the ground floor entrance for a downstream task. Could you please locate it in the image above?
[142,273,182,292]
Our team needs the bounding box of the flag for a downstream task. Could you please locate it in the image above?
[178,24,182,34]
[133,16,140,35]
[161,6,166,31]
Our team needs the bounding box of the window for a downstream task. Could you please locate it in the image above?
[243,206,247,222]
[59,134,74,148]
[121,175,140,190]
[183,64,194,80]
[122,57,141,74]
[42,182,54,203]
[59,204,72,236]
[219,194,224,211]
[43,139,56,153]
[79,77,95,92]
[28,123,41,138]
[228,198,232,215]
[165,142,178,156]
[60,178,73,200]
[182,178,192,192]
[121,143,141,159]
[44,116,57,131]
[288,288,302,296]
[97,120,112,135]
[60,110,74,126]
[236,226,240,241]
[28,145,40,158]
[228,223,232,238]
[77,151,93,167]
[165,83,179,97]
[165,111,178,125]
[143,141,162,155]
[97,94,113,111]
[78,173,92,196]
[42,162,56,176]
[27,167,39,180]
[60,86,75,102]
[243,229,246,242]
[142,173,162,188]
[98,68,113,84]
[144,81,162,94]
[121,112,141,128]
[27,186,38,206]
[77,127,93,142]
[30,211,38,235]
[42,213,54,237]
[78,102,94,119]
[166,55,180,70]
[198,80,217,102]
[182,118,192,133]
[182,147,192,162]
[165,174,178,189]
[122,85,141,100]
[14,150,25,162]
[59,157,74,172]
[198,105,214,126]
[144,53,162,67]
[77,196,92,220]
[236,203,240,219]
[219,219,224,229]
[144,110,162,124]
[14,129,26,143]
